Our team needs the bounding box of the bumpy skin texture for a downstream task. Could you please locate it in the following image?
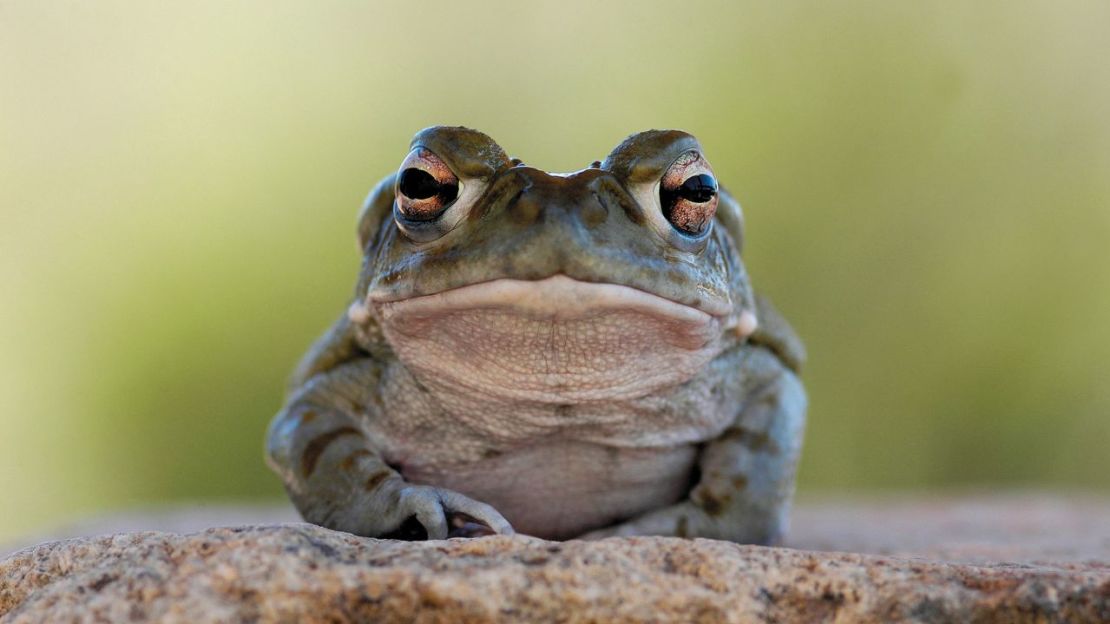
[266,127,806,543]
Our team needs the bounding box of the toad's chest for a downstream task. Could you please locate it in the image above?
[358,356,748,537]
[366,356,741,461]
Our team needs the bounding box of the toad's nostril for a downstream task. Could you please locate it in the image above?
[591,176,644,226]
[582,193,609,228]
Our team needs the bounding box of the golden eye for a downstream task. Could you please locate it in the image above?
[659,152,718,236]
[395,148,459,221]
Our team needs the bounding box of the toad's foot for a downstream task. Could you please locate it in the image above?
[380,485,514,540]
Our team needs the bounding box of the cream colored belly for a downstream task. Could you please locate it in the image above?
[400,441,698,540]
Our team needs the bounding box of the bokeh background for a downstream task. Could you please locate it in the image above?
[2,1,1108,543]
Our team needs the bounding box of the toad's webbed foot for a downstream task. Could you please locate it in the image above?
[376,485,513,540]
[578,351,805,544]
[576,501,782,545]
[266,359,514,541]
[386,510,501,540]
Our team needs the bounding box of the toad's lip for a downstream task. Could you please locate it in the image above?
[355,275,756,338]
[364,275,735,317]
[374,275,715,321]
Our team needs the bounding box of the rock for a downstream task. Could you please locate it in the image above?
[788,494,1110,565]
[2,496,1108,623]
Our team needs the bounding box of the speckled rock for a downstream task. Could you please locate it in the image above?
[2,521,1107,623]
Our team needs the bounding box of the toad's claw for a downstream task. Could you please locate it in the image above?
[447,512,497,538]
[394,486,513,540]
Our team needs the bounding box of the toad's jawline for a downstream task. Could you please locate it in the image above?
[353,275,756,337]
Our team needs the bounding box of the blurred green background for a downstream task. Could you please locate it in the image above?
[2,1,1108,543]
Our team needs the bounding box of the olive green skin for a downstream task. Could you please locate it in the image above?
[357,128,752,315]
[266,127,806,543]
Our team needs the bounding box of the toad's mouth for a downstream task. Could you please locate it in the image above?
[357,276,753,403]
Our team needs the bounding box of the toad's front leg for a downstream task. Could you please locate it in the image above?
[266,359,513,540]
[580,348,805,545]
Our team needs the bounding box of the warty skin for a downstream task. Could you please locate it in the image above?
[266,126,806,542]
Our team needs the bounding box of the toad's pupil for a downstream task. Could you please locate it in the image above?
[399,168,442,200]
[677,174,717,203]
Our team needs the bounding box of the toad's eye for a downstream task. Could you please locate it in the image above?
[399,168,442,200]
[659,152,718,236]
[395,148,459,221]
[674,174,717,203]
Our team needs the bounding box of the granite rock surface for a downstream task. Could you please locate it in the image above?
[2,495,1107,623]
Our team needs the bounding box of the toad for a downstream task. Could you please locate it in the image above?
[266,127,806,543]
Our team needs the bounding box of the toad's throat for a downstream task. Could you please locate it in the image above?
[365,276,728,403]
